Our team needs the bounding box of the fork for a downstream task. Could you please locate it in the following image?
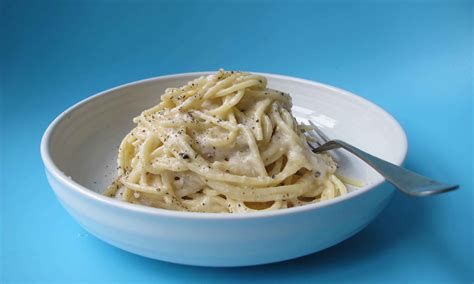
[305,121,459,196]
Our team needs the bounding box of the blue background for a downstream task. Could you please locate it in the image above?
[1,0,472,283]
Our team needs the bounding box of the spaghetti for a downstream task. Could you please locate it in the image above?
[104,70,347,213]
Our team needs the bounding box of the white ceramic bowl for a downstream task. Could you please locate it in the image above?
[41,72,407,267]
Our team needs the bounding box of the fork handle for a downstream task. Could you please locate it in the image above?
[314,139,458,196]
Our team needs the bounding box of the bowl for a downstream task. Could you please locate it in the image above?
[40,72,407,267]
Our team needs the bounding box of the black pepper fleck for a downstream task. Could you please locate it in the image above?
[179,153,190,159]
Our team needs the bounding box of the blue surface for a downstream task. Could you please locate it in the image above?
[1,0,472,283]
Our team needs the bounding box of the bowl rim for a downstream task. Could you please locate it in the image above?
[40,71,408,220]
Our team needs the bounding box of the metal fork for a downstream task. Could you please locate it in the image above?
[305,121,459,196]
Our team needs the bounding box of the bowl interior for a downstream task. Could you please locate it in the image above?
[45,73,407,198]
